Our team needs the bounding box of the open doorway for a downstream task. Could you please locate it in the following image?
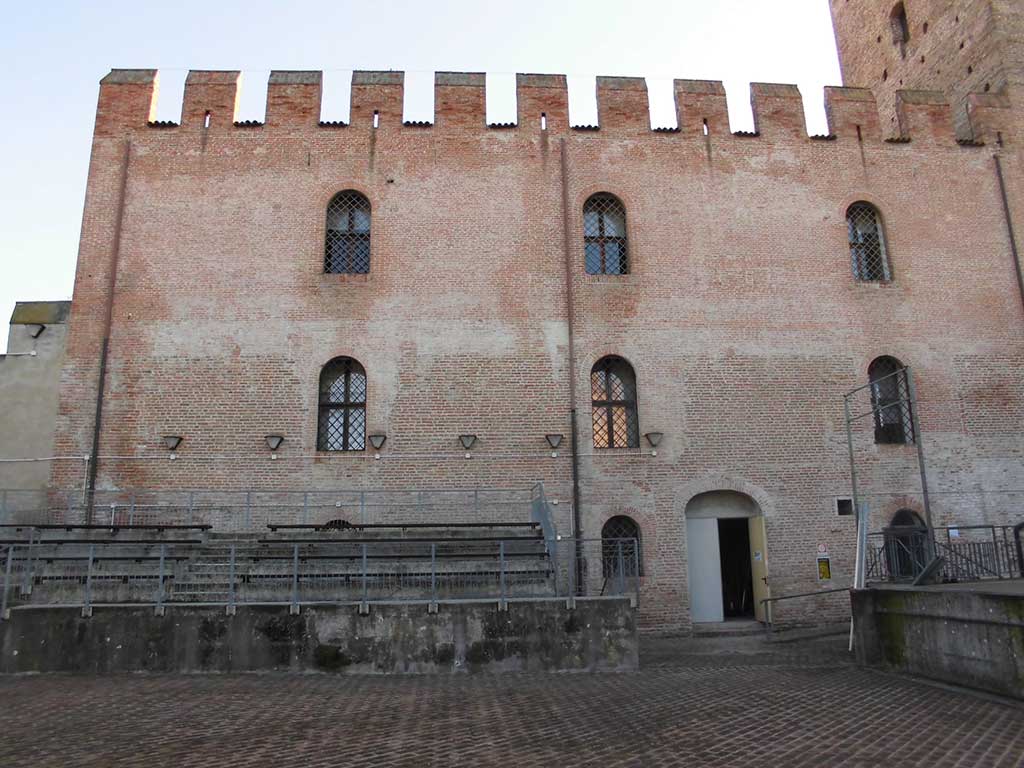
[718,518,754,618]
[685,490,770,623]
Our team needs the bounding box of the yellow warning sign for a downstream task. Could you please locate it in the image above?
[817,556,832,581]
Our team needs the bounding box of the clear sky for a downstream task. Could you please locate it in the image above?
[0,1,842,343]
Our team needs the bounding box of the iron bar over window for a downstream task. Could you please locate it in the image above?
[591,356,639,448]
[869,356,914,444]
[325,191,371,274]
[317,357,367,451]
[848,202,891,282]
[584,193,629,275]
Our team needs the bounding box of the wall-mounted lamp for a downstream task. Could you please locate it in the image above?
[545,433,563,457]
[644,431,664,456]
[26,324,46,339]
[265,434,285,458]
[459,434,477,457]
[368,434,387,450]
[162,435,183,459]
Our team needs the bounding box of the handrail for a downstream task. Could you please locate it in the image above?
[759,586,850,630]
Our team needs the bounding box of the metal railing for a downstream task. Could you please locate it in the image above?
[0,485,558,533]
[760,586,851,632]
[0,535,639,618]
[865,524,1022,584]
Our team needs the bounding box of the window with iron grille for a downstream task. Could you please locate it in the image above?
[325,191,371,274]
[869,356,914,445]
[591,356,639,448]
[317,357,367,451]
[601,515,642,577]
[847,202,891,282]
[584,193,629,275]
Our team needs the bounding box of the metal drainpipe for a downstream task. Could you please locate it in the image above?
[85,137,133,522]
[559,137,584,594]
[993,154,1024,315]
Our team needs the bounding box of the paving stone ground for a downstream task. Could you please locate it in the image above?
[1,634,1021,767]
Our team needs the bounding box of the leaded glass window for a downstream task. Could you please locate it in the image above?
[325,191,371,274]
[317,357,367,451]
[591,356,639,448]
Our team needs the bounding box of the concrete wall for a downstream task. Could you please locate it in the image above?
[0,599,638,674]
[0,302,71,490]
[851,585,1024,699]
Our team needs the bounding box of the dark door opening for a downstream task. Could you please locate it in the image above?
[718,518,754,619]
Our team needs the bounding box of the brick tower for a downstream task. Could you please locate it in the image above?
[829,0,1024,135]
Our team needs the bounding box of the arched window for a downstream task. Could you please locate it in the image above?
[325,191,371,274]
[584,193,629,275]
[847,202,891,282]
[885,509,927,579]
[591,356,639,448]
[317,357,367,451]
[869,356,914,445]
[891,3,910,54]
[602,515,642,578]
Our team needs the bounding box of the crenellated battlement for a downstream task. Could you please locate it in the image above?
[94,68,1013,146]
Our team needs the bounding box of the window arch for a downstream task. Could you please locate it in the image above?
[847,202,891,282]
[317,357,367,451]
[584,193,629,275]
[591,356,639,448]
[890,3,910,54]
[325,191,371,274]
[885,509,927,579]
[601,515,642,578]
[869,356,914,445]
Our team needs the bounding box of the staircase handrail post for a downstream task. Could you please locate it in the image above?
[291,543,300,613]
[362,544,368,603]
[431,543,437,602]
[616,540,626,595]
[499,541,506,600]
[1,545,13,620]
[83,544,94,617]
[156,543,166,613]
[228,544,237,612]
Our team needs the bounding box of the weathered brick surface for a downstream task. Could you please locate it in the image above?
[830,0,1024,135]
[49,5,1024,633]
[1,636,1022,767]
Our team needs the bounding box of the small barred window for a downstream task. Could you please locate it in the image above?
[868,356,914,445]
[847,202,891,282]
[591,356,639,449]
[601,515,643,577]
[325,191,371,274]
[891,3,910,54]
[584,194,629,275]
[317,357,367,451]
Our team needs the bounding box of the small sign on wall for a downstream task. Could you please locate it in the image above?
[817,556,832,581]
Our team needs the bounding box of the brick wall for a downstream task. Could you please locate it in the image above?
[49,62,1024,632]
[830,0,1024,135]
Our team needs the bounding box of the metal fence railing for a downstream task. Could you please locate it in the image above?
[0,485,558,534]
[865,524,1023,584]
[0,535,639,619]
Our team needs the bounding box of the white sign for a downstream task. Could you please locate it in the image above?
[949,528,960,538]
[817,543,828,554]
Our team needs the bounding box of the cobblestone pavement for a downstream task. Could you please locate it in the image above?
[1,635,1022,768]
